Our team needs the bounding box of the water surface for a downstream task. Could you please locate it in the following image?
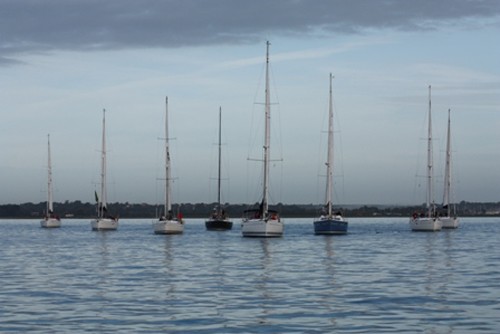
[1,217,499,333]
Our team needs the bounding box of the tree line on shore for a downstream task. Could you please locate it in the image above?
[0,200,499,219]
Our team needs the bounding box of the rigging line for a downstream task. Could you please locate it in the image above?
[316,94,329,206]
[247,59,266,160]
[268,59,284,163]
[207,114,219,203]
[222,132,231,205]
[267,57,285,206]
[247,101,263,162]
[332,92,346,206]
[411,104,428,205]
[245,151,262,206]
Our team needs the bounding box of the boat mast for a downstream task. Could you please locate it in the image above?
[99,109,107,219]
[47,134,53,215]
[326,73,334,218]
[262,41,271,218]
[164,96,172,216]
[443,108,452,217]
[217,107,222,213]
[426,86,434,218]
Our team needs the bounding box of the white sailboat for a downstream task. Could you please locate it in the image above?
[153,96,184,234]
[40,134,61,228]
[440,108,459,229]
[241,41,284,238]
[314,74,348,235]
[410,86,442,232]
[91,109,119,231]
[205,107,233,231]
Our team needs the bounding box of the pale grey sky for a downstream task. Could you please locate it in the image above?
[1,0,499,205]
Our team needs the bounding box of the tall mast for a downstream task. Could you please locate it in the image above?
[262,41,271,218]
[47,134,53,214]
[217,107,222,211]
[326,73,334,217]
[165,96,172,215]
[443,108,452,216]
[426,86,434,218]
[100,109,107,218]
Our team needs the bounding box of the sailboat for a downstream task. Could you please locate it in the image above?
[241,41,284,238]
[40,134,61,228]
[314,74,348,235]
[410,86,442,232]
[206,107,233,231]
[153,96,184,234]
[440,108,459,229]
[91,109,119,231]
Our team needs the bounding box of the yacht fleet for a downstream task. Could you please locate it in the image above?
[35,42,459,235]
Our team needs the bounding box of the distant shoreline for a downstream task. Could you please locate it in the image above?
[1,201,499,219]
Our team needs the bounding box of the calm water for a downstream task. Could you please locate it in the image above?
[1,217,499,333]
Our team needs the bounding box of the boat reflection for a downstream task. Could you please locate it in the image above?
[256,239,272,325]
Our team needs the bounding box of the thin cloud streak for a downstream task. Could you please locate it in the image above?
[212,37,389,71]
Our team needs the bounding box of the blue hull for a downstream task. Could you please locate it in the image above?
[314,219,348,235]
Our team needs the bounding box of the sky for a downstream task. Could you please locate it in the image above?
[1,0,499,206]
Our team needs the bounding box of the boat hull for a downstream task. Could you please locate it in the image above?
[205,219,233,231]
[440,216,459,229]
[91,218,118,231]
[153,220,184,234]
[409,217,442,231]
[314,217,348,235]
[40,218,61,228]
[241,219,283,237]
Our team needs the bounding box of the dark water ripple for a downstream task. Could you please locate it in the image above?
[1,217,499,333]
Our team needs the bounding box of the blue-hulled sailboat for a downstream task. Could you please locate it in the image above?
[313,74,348,235]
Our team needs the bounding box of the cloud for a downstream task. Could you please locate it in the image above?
[1,0,499,63]
[0,55,24,66]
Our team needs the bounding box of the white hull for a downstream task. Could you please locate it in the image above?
[91,218,118,231]
[153,219,184,234]
[440,216,459,229]
[241,218,283,237]
[40,218,61,228]
[409,217,442,231]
